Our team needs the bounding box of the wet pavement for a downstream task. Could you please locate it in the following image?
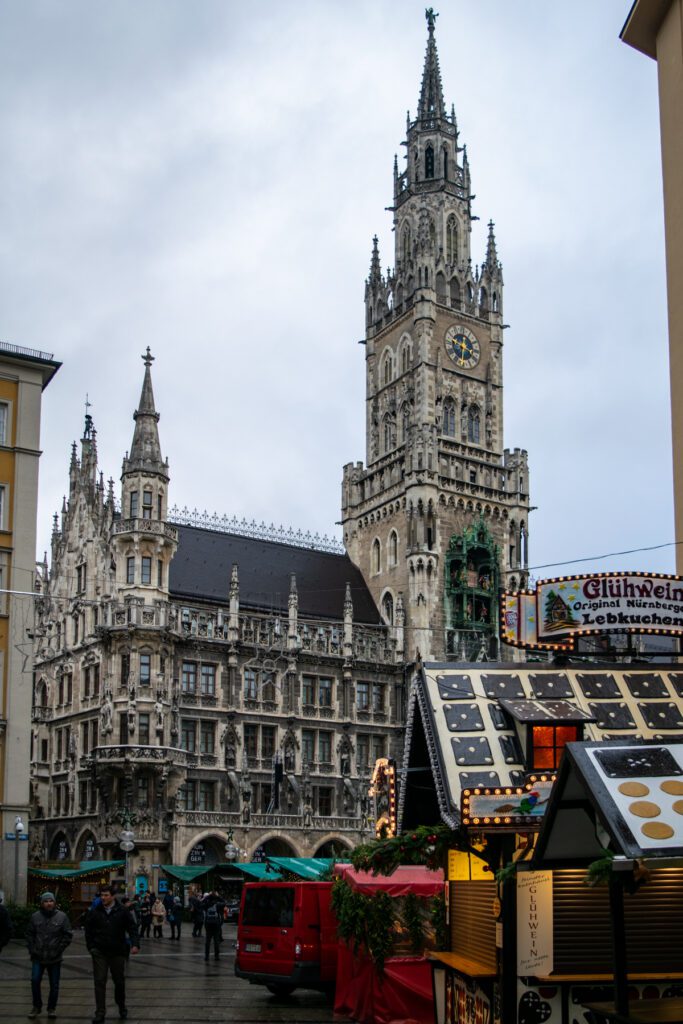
[0,925,345,1024]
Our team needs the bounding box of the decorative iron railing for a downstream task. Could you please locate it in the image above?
[168,506,345,555]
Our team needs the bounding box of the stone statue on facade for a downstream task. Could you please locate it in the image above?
[100,691,113,735]
[154,696,164,733]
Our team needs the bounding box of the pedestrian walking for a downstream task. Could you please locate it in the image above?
[151,898,165,939]
[138,896,152,939]
[189,894,204,938]
[201,892,225,962]
[26,891,73,1019]
[84,885,140,1023]
[0,895,13,953]
[165,894,182,941]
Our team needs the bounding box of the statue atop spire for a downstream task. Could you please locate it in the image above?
[418,7,445,122]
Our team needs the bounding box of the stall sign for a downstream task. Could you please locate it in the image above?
[188,842,205,865]
[502,571,683,651]
[461,777,555,830]
[445,972,491,1024]
[516,871,553,976]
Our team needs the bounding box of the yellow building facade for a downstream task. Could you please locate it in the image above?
[0,343,59,901]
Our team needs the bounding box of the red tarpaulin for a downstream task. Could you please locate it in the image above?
[333,863,444,897]
[334,943,434,1024]
[332,865,443,1024]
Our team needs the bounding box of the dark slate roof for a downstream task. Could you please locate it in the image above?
[169,524,381,624]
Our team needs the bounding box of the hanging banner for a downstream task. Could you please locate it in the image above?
[502,571,683,651]
[516,871,553,976]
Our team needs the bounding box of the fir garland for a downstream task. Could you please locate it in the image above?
[403,892,424,954]
[331,877,395,973]
[430,893,448,951]
[350,823,457,875]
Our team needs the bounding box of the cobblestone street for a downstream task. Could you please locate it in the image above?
[0,926,345,1024]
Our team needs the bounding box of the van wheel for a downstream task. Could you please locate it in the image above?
[266,984,296,997]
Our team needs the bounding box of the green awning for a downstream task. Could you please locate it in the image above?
[160,864,213,883]
[267,857,335,879]
[29,860,125,880]
[233,863,283,880]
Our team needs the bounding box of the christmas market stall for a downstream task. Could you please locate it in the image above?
[398,659,683,1024]
[28,860,125,915]
[332,863,445,1024]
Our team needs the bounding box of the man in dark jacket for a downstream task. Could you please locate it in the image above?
[84,886,139,1023]
[201,892,225,962]
[26,891,73,1019]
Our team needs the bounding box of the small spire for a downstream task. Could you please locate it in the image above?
[418,8,445,122]
[124,350,166,477]
[484,220,498,268]
[70,441,78,468]
[368,235,382,286]
[52,512,59,535]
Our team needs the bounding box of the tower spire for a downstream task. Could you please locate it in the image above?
[123,348,166,477]
[368,235,382,286]
[418,8,445,122]
[484,220,499,269]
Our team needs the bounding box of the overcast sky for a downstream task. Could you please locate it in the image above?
[0,1,672,584]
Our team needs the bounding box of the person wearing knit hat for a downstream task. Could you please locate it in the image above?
[26,893,73,1019]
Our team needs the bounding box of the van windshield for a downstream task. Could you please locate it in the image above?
[242,887,294,927]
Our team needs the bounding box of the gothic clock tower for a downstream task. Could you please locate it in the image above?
[342,10,530,662]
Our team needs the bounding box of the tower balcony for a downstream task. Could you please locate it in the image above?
[90,743,200,769]
[112,518,179,542]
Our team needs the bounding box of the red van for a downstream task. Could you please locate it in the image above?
[234,881,337,996]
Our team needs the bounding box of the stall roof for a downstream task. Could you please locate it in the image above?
[160,864,213,882]
[535,739,683,864]
[399,662,683,831]
[334,864,444,897]
[234,863,283,880]
[29,860,125,880]
[267,857,336,879]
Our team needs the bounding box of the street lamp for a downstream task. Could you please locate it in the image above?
[119,829,135,893]
[14,816,24,902]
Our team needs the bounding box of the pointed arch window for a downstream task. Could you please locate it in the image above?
[425,145,435,179]
[446,216,458,264]
[442,397,456,437]
[492,291,499,312]
[443,146,448,180]
[382,592,394,625]
[382,414,394,453]
[479,287,489,314]
[372,538,381,575]
[468,405,481,444]
[450,276,461,308]
[388,531,398,567]
[382,351,393,387]
[401,342,411,374]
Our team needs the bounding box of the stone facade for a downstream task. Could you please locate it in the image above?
[29,354,405,884]
[342,12,531,662]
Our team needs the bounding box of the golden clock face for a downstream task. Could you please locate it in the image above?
[445,325,480,369]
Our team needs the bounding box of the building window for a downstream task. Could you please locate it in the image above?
[129,492,139,518]
[468,405,481,444]
[139,653,151,686]
[181,719,196,752]
[201,664,216,696]
[318,731,332,765]
[381,593,394,626]
[180,781,197,811]
[262,672,276,702]
[142,490,153,519]
[531,725,579,771]
[372,683,385,713]
[73,616,79,645]
[141,557,152,585]
[244,724,258,758]
[40,738,48,762]
[137,776,150,805]
[157,560,163,587]
[443,397,456,436]
[81,720,90,755]
[372,735,386,763]
[0,484,7,530]
[139,713,150,746]
[79,782,88,814]
[401,404,410,444]
[302,729,315,765]
[372,539,381,575]
[388,531,398,567]
[446,214,457,264]
[182,661,197,694]
[357,734,369,769]
[121,653,130,686]
[244,668,258,700]
[199,781,215,811]
[119,713,128,744]
[319,678,332,708]
[425,145,434,179]
[356,681,370,711]
[0,402,8,446]
[126,557,135,584]
[76,563,87,593]
[302,676,315,706]
[317,787,332,816]
[262,726,276,761]
[200,721,215,754]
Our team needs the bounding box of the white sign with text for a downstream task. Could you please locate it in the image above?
[516,870,553,976]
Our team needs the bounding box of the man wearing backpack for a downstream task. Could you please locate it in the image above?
[201,892,224,962]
